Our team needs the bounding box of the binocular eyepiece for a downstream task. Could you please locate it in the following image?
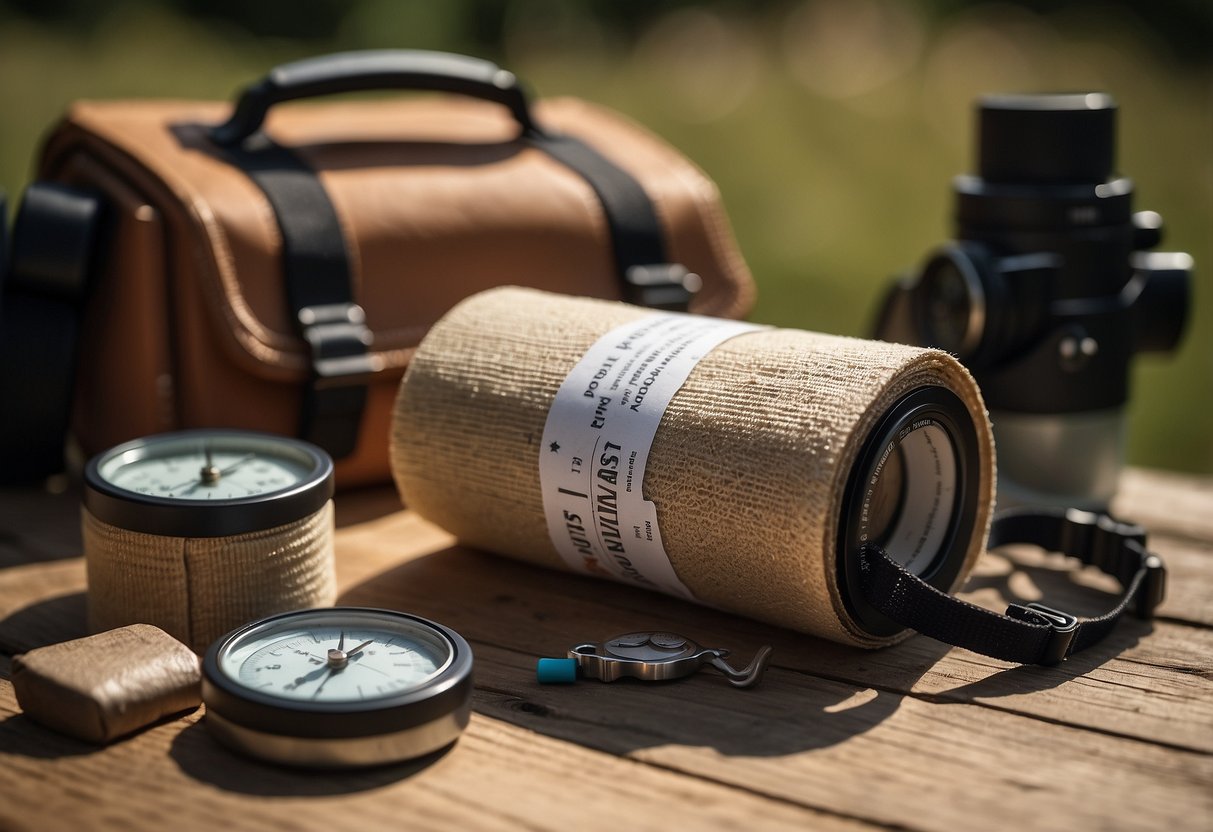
[876,93,1192,510]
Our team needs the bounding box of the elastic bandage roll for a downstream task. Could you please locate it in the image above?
[391,287,994,647]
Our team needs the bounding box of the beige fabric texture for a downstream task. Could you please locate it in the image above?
[84,501,337,653]
[11,623,201,743]
[390,287,995,647]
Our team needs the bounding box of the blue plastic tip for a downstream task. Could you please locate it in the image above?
[536,657,578,684]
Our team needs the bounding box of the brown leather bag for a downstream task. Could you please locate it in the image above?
[1,50,754,487]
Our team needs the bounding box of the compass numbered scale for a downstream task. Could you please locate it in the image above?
[202,608,474,768]
[83,430,337,653]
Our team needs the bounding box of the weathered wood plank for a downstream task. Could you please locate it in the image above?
[1145,532,1213,627]
[5,623,1207,832]
[1117,468,1213,542]
[466,643,1213,832]
[2,496,1209,756]
[772,619,1213,751]
[0,677,863,832]
[333,529,1213,754]
[2,475,1210,832]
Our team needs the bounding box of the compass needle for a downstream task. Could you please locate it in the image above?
[347,639,375,657]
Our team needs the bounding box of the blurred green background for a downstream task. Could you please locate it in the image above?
[1,0,1210,472]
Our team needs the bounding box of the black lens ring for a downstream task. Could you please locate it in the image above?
[912,242,1004,365]
[836,386,983,637]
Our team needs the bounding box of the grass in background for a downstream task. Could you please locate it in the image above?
[1,1,1209,472]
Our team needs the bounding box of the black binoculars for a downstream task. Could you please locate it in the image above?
[876,93,1192,509]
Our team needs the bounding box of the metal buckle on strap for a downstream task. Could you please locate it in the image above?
[1006,602,1079,665]
[623,264,701,311]
[297,302,381,387]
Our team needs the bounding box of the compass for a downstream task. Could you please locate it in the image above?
[81,429,338,652]
[83,429,333,537]
[202,607,474,768]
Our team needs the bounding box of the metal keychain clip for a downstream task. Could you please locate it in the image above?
[537,631,773,688]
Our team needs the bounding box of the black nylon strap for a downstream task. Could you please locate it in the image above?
[858,507,1167,665]
[217,135,375,460]
[0,184,105,483]
[530,133,665,268]
[529,131,694,311]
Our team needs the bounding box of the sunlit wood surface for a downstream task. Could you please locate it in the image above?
[1,467,1209,831]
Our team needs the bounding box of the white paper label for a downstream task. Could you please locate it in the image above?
[539,313,763,598]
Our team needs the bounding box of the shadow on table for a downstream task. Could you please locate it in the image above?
[0,712,107,761]
[0,508,1145,787]
[0,591,87,654]
[930,551,1151,699]
[939,618,1150,701]
[332,545,946,760]
[332,540,1146,761]
[168,721,453,795]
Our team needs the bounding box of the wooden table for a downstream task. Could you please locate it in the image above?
[1,468,1210,831]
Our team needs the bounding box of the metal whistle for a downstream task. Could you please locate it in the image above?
[537,631,773,688]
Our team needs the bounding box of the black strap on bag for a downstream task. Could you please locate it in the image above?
[207,135,377,459]
[0,183,105,483]
[858,507,1167,665]
[209,50,697,459]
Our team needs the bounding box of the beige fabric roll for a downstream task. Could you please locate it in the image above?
[84,501,336,653]
[391,287,994,647]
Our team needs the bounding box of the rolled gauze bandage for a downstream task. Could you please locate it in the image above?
[391,287,995,647]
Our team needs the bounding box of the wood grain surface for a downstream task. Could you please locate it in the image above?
[1,469,1210,832]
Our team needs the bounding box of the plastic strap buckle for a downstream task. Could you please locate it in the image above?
[1059,508,1147,582]
[298,302,380,388]
[623,264,700,311]
[1006,602,1079,665]
[1136,554,1167,620]
[296,302,380,458]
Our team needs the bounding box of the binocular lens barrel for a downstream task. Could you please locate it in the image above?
[979,93,1116,184]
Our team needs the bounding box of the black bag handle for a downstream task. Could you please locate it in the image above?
[206,49,691,461]
[210,49,538,146]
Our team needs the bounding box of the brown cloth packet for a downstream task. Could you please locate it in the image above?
[11,624,201,743]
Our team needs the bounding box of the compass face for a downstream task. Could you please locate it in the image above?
[216,611,453,704]
[95,433,314,501]
[83,430,334,538]
[201,608,475,768]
